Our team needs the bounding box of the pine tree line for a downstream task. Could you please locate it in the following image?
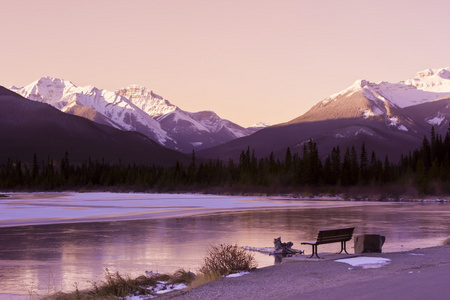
[1,127,449,194]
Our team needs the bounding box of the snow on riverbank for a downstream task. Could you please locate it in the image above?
[0,192,357,227]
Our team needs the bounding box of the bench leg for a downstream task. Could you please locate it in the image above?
[338,241,349,255]
[308,245,321,259]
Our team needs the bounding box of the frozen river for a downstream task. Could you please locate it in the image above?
[0,193,449,297]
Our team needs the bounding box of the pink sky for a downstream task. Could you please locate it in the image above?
[1,0,449,127]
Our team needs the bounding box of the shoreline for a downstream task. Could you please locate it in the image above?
[0,192,396,229]
[163,245,450,299]
[0,191,450,228]
[1,192,449,299]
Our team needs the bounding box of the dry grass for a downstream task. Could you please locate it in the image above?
[37,244,256,298]
[188,271,221,290]
[40,268,195,300]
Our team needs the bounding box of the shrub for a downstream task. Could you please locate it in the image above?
[199,244,257,277]
[443,238,450,245]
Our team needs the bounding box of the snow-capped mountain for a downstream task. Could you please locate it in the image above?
[115,85,177,117]
[198,68,450,161]
[10,77,170,146]
[0,86,188,166]
[290,67,450,131]
[10,78,262,153]
[115,85,260,151]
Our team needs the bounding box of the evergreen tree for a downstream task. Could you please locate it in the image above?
[330,146,340,185]
[341,148,351,186]
[350,146,359,185]
[32,153,39,180]
[359,143,369,184]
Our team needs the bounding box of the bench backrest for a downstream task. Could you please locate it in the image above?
[316,227,355,243]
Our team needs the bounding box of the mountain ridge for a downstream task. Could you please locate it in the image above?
[0,86,189,166]
[198,68,450,161]
[10,78,266,153]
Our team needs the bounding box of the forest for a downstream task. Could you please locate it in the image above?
[1,127,449,197]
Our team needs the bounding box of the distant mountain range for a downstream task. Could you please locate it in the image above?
[10,78,267,153]
[4,68,450,165]
[0,87,189,166]
[198,68,450,161]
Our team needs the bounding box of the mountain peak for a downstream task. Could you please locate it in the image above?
[117,85,163,100]
[415,67,450,79]
[115,85,176,118]
[33,76,76,89]
[250,122,270,128]
[353,79,370,88]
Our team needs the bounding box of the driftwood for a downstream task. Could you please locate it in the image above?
[270,237,303,256]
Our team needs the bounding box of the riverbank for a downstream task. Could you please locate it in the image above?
[1,193,449,298]
[162,245,450,300]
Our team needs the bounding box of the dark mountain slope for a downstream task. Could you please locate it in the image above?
[197,116,423,162]
[0,87,188,166]
[403,97,450,132]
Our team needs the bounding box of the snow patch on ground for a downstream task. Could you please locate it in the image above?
[225,271,250,278]
[335,257,391,269]
[125,295,155,299]
[124,281,187,299]
[154,282,187,294]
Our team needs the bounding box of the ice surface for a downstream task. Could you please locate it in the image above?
[0,193,340,227]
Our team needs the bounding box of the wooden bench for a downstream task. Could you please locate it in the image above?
[301,227,355,258]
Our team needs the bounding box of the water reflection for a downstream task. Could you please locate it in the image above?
[0,202,449,296]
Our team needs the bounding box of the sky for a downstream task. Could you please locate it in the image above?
[1,0,449,127]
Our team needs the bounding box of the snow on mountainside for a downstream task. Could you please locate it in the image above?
[9,78,261,153]
[294,67,450,133]
[250,122,270,128]
[10,77,171,145]
[115,85,177,117]
[116,86,252,139]
[198,68,450,162]
[322,67,450,108]
[115,85,259,150]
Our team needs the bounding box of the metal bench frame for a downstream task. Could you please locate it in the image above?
[301,227,355,258]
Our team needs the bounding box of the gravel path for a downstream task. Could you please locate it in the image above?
[161,245,450,300]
